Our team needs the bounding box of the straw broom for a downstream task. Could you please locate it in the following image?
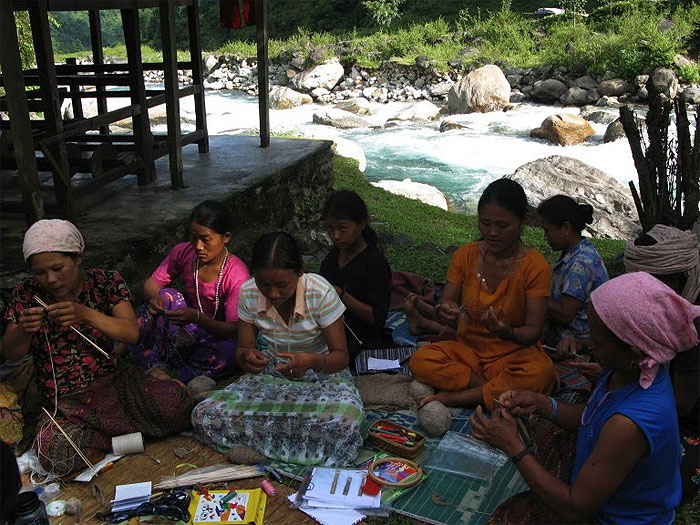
[154,465,263,489]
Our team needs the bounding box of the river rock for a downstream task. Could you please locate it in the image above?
[603,119,625,143]
[204,54,219,75]
[506,156,640,240]
[651,68,679,99]
[581,108,619,125]
[370,178,448,210]
[330,137,367,172]
[681,86,700,104]
[573,75,598,90]
[560,87,589,106]
[597,79,630,97]
[447,64,511,114]
[269,86,312,109]
[312,107,371,129]
[530,113,595,146]
[673,54,693,69]
[392,100,440,121]
[532,78,568,102]
[439,118,471,132]
[430,81,453,97]
[334,97,372,116]
[291,60,345,91]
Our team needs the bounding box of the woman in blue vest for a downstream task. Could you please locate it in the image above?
[471,272,694,524]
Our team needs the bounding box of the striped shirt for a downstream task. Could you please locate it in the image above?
[238,273,345,355]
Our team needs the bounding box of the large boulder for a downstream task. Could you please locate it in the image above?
[291,60,345,91]
[681,86,700,104]
[597,79,630,97]
[506,156,640,240]
[269,86,312,109]
[530,113,595,146]
[532,79,568,102]
[651,68,679,99]
[447,65,511,114]
[312,108,371,129]
[392,100,440,121]
[603,119,625,143]
[334,97,372,116]
[560,87,589,106]
[370,178,448,210]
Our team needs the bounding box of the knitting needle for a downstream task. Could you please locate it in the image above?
[41,407,98,476]
[33,295,110,359]
[344,321,363,346]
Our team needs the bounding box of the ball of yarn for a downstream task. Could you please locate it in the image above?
[408,380,435,402]
[187,376,217,401]
[418,401,452,437]
[225,445,266,465]
[64,498,81,516]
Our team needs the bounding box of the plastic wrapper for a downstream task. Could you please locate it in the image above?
[423,431,508,481]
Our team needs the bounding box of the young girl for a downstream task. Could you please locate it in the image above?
[319,190,392,363]
[538,195,608,344]
[130,200,249,382]
[192,232,364,466]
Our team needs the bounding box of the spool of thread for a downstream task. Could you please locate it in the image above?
[111,432,144,455]
[261,479,277,497]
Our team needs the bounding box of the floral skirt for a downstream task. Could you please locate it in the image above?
[192,367,364,466]
[130,288,237,382]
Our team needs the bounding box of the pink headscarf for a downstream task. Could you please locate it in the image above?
[590,272,700,389]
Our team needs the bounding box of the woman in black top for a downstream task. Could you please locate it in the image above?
[320,191,392,366]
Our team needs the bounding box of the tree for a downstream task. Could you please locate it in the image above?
[620,76,700,232]
[362,0,405,31]
[15,11,35,68]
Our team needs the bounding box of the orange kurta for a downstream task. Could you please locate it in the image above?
[409,242,558,409]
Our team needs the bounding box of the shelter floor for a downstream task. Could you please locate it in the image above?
[23,435,316,525]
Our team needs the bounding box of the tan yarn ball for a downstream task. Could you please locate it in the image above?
[225,445,266,465]
[187,376,217,401]
[418,400,452,437]
[408,380,435,402]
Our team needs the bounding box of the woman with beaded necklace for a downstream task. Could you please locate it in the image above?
[129,201,249,382]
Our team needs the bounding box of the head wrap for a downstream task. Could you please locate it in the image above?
[22,219,85,261]
[590,272,700,389]
[624,224,700,302]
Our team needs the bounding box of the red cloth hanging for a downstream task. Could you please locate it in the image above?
[220,0,242,29]
[243,0,256,26]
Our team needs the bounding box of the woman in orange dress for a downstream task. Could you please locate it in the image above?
[409,179,558,410]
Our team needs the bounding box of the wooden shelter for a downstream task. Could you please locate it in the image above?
[0,0,270,225]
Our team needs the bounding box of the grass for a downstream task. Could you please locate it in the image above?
[329,156,625,282]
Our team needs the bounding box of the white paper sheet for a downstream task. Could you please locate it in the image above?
[112,481,151,512]
[74,453,123,482]
[367,357,400,371]
[289,494,365,525]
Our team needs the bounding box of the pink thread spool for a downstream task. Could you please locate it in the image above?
[261,479,277,497]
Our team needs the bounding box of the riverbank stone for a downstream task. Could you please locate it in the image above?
[530,113,595,146]
[447,64,510,114]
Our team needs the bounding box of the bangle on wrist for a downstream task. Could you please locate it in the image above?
[548,396,559,421]
[510,443,535,465]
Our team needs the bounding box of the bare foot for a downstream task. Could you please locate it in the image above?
[404,294,444,335]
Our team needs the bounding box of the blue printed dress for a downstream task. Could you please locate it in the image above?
[550,238,608,340]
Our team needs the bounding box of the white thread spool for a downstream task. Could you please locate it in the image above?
[112,432,144,455]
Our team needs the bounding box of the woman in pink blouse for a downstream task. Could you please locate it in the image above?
[130,201,249,382]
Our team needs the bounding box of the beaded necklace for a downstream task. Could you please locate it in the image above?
[194,249,229,319]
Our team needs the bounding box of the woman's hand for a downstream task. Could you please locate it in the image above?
[18,307,46,333]
[276,352,321,379]
[46,302,87,327]
[498,390,545,418]
[164,307,199,325]
[147,296,166,315]
[435,300,461,324]
[556,335,584,359]
[481,306,513,339]
[560,360,603,383]
[469,405,522,456]
[238,347,269,374]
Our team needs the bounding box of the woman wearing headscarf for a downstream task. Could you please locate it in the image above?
[1,220,194,476]
[470,272,695,524]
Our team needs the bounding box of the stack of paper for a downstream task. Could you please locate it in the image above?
[111,482,151,512]
[291,468,382,525]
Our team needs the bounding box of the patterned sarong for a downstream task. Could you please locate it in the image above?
[192,368,364,466]
[35,364,194,476]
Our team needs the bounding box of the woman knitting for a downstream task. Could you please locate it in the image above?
[1,220,193,476]
[472,272,691,523]
[192,232,364,466]
[409,179,558,411]
[538,195,608,344]
[130,200,249,382]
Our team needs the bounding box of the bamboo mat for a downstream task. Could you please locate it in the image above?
[21,436,315,525]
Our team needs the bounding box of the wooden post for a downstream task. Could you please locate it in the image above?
[159,0,184,188]
[0,1,44,224]
[66,57,84,120]
[121,5,156,184]
[187,0,208,153]
[29,0,75,220]
[256,0,270,148]
[88,9,109,135]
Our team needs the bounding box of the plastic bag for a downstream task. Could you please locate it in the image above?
[423,431,508,481]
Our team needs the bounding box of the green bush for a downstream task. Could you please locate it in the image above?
[678,63,700,84]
